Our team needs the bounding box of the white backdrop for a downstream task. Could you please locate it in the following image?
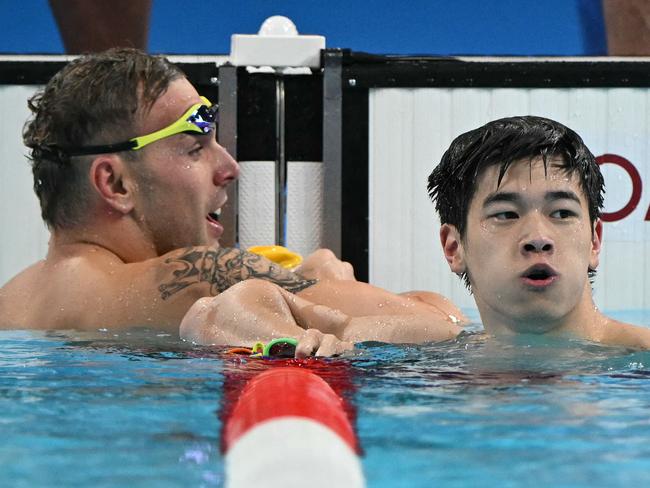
[5,82,650,314]
[0,85,49,287]
[369,87,650,311]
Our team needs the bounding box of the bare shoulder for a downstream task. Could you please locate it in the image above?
[0,254,131,330]
[601,316,650,349]
[155,246,317,300]
[0,261,48,328]
[0,245,318,331]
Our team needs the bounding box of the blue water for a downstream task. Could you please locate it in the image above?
[3,311,650,487]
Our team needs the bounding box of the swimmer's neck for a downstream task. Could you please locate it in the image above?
[475,286,608,342]
[47,218,161,263]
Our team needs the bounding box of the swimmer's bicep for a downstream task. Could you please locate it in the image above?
[156,246,317,300]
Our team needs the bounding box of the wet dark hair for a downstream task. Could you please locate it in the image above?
[23,47,184,229]
[427,115,604,236]
[427,115,605,288]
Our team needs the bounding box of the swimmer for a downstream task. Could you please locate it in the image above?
[428,115,650,349]
[0,48,465,356]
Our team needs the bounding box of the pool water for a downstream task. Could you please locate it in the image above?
[3,311,650,487]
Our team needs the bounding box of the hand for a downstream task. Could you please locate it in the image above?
[294,249,355,281]
[294,328,354,358]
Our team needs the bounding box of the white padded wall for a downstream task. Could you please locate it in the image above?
[0,85,49,286]
[369,87,650,311]
[286,161,324,259]
[238,160,276,249]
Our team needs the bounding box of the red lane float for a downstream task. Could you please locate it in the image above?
[223,366,365,487]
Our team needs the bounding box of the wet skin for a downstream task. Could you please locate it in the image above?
[0,76,466,355]
[441,157,603,336]
[125,77,239,255]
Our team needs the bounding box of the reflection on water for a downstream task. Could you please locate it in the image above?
[2,317,650,487]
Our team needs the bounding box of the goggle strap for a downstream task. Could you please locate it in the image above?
[61,96,214,156]
[64,140,138,156]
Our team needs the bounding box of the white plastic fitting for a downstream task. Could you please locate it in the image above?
[230,15,326,68]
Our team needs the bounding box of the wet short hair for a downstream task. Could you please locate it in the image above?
[427,116,605,290]
[23,47,184,229]
[427,115,605,238]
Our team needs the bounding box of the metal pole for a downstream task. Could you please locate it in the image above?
[275,75,287,246]
[217,64,239,247]
[322,50,344,256]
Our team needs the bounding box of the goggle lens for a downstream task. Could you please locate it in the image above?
[187,104,218,134]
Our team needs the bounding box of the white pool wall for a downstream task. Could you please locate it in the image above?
[369,86,650,311]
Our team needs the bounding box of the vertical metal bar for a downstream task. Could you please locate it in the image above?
[275,75,287,246]
[217,64,239,247]
[322,50,344,256]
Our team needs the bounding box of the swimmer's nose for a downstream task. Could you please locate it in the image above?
[520,212,555,255]
[213,143,240,186]
[521,236,554,255]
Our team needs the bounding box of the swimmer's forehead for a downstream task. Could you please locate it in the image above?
[473,156,588,204]
[136,78,202,134]
[477,155,576,184]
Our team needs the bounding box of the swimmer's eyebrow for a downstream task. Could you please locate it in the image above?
[545,190,581,204]
[482,190,582,208]
[482,192,520,207]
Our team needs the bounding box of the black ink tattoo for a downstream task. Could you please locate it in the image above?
[158,247,318,300]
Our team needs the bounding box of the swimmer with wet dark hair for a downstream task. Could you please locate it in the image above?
[428,115,650,348]
[0,48,465,356]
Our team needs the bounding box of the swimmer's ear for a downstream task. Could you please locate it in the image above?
[440,224,466,274]
[89,155,135,215]
[589,218,603,270]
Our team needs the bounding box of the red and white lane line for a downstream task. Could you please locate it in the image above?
[223,366,365,487]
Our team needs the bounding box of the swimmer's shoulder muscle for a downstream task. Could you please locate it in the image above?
[0,246,317,331]
[156,246,318,300]
[600,317,650,349]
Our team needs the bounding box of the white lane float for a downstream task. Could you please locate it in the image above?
[223,366,365,487]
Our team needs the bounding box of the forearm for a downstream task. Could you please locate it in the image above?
[341,315,462,344]
[179,281,308,346]
[296,279,465,323]
[180,279,462,347]
[280,287,462,344]
[179,280,353,356]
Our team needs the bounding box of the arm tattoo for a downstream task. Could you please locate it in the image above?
[158,247,318,300]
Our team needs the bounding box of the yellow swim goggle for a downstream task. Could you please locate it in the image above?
[65,96,217,156]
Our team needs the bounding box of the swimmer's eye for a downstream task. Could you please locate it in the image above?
[491,211,519,220]
[550,209,576,219]
[189,143,204,156]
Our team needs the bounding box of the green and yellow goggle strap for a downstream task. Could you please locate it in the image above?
[64,96,217,156]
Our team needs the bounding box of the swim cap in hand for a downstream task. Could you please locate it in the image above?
[248,245,303,269]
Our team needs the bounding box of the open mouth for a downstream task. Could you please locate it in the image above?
[521,264,558,287]
[206,209,221,224]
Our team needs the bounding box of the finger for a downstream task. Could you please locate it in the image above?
[336,340,354,355]
[315,333,340,357]
[295,329,321,358]
[342,262,355,280]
